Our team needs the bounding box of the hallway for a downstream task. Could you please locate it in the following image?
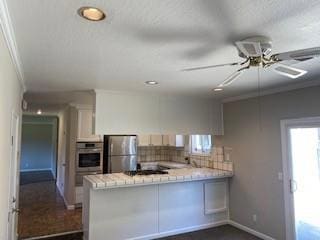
[18,174,82,239]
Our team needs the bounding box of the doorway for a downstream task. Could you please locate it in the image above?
[281,117,320,240]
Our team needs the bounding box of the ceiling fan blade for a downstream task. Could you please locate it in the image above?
[235,41,262,57]
[181,62,242,71]
[218,66,249,87]
[273,64,307,79]
[271,47,320,62]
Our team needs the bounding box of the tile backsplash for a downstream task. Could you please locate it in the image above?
[137,146,233,172]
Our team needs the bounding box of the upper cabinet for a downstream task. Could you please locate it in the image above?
[138,135,185,147]
[77,107,101,142]
[138,135,163,146]
[138,135,150,146]
[150,135,163,146]
[167,135,184,147]
[94,90,223,135]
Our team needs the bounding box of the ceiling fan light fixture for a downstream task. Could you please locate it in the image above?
[78,7,106,21]
[235,41,262,57]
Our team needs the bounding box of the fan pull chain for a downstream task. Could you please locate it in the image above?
[257,66,262,131]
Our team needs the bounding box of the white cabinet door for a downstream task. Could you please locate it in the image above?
[78,109,100,141]
[167,135,184,147]
[168,135,176,146]
[138,135,150,146]
[150,135,163,146]
[204,181,227,215]
[162,135,169,146]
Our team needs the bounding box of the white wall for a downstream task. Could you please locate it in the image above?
[222,85,320,240]
[94,90,223,135]
[0,26,23,239]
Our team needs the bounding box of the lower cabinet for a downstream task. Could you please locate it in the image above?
[84,179,228,240]
[75,186,83,204]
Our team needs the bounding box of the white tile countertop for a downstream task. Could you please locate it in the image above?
[140,161,193,169]
[84,168,233,190]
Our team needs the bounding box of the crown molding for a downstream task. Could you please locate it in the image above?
[0,0,26,92]
[222,78,320,103]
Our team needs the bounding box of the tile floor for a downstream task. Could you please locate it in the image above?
[18,175,82,239]
[36,225,261,240]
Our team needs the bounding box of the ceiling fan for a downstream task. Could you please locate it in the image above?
[182,36,320,89]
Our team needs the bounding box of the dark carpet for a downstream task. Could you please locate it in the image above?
[35,225,261,240]
[20,170,54,185]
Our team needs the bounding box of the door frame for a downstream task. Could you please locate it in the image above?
[7,111,20,240]
[280,116,320,240]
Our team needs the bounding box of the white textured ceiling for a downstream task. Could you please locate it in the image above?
[7,0,320,99]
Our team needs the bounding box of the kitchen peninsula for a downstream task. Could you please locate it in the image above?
[82,168,233,240]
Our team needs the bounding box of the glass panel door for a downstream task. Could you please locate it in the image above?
[290,127,320,239]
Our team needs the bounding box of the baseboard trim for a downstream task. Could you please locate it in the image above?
[228,220,276,240]
[21,230,82,240]
[56,182,75,210]
[128,220,229,240]
[20,168,52,172]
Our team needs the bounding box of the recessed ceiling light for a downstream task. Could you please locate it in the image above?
[145,81,158,85]
[213,88,223,92]
[78,7,106,21]
[37,109,42,115]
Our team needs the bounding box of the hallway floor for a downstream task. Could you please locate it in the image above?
[18,172,82,239]
[34,225,261,240]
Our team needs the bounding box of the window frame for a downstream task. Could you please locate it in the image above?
[190,135,212,156]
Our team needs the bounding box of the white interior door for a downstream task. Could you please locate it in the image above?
[7,112,20,240]
[282,117,320,240]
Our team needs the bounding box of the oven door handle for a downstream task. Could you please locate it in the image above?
[78,148,102,153]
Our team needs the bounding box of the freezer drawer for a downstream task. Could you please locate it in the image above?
[109,156,137,173]
[109,136,137,156]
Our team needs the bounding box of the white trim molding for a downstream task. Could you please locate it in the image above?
[229,220,276,240]
[0,0,26,92]
[222,78,320,103]
[20,168,52,172]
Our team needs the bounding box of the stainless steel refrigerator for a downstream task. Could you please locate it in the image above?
[103,135,137,173]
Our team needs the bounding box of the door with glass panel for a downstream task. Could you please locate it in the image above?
[288,126,320,240]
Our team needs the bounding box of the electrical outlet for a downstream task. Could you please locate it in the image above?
[252,214,257,222]
[278,172,283,181]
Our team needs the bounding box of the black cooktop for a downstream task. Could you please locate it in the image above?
[124,170,168,176]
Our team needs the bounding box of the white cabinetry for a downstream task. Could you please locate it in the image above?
[138,135,185,147]
[83,179,229,240]
[204,181,227,214]
[77,107,100,142]
[150,135,163,146]
[138,135,163,146]
[75,186,83,204]
[168,135,184,147]
[138,135,150,146]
